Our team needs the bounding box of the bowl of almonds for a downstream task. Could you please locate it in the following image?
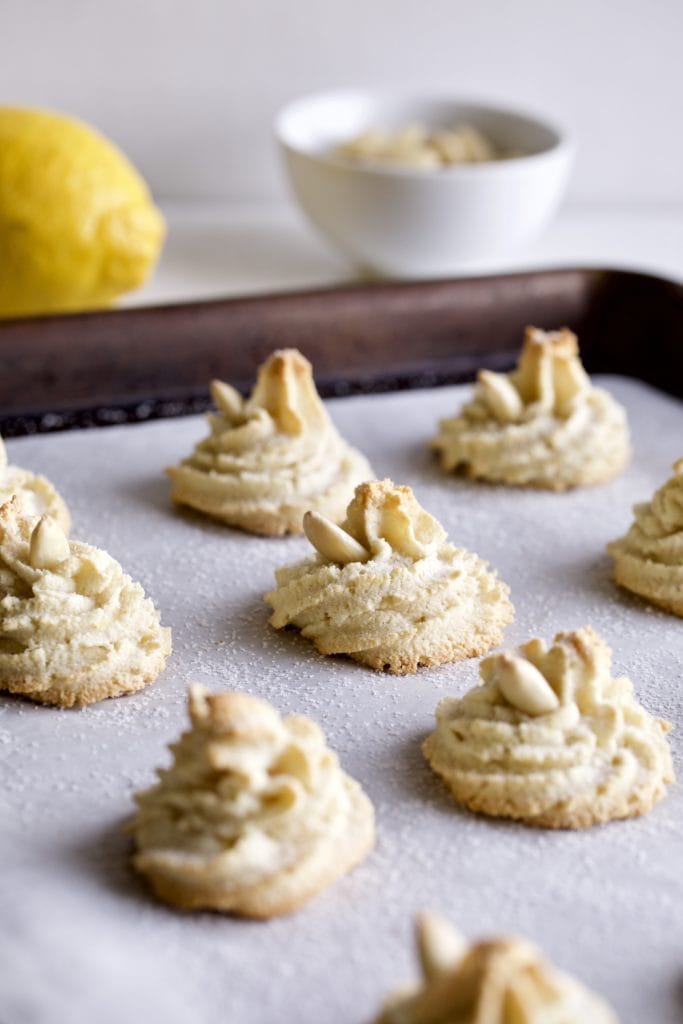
[276,90,574,277]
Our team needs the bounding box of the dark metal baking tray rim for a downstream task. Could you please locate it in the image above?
[1,265,681,436]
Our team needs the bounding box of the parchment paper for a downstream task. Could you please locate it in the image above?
[1,377,681,1024]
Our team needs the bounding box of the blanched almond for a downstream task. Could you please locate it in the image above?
[514,327,555,406]
[478,370,523,422]
[494,653,560,715]
[552,355,590,414]
[416,912,467,980]
[210,379,244,420]
[303,511,369,565]
[29,516,70,569]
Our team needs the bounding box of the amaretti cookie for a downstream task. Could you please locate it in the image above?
[131,686,374,916]
[265,479,513,673]
[0,496,171,707]
[375,912,617,1023]
[431,326,630,489]
[607,459,683,616]
[423,626,673,828]
[0,434,70,531]
[166,348,372,536]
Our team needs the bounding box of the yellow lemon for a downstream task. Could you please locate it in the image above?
[0,107,165,318]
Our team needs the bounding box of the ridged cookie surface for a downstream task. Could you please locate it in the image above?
[0,496,170,707]
[167,349,372,535]
[375,912,617,1024]
[423,626,673,828]
[0,435,70,532]
[266,479,513,673]
[132,686,374,916]
[608,458,683,616]
[431,326,630,489]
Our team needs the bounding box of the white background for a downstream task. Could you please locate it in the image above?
[3,0,682,205]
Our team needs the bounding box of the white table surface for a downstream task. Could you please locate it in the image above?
[1,378,682,1024]
[124,201,683,307]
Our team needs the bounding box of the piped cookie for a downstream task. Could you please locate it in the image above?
[0,434,70,531]
[131,686,374,916]
[431,326,630,489]
[607,459,683,616]
[0,496,171,707]
[423,626,673,828]
[265,479,513,673]
[374,912,617,1023]
[166,349,373,536]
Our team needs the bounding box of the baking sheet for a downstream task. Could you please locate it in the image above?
[1,377,682,1024]
[4,267,683,436]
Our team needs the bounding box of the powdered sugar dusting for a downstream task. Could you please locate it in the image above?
[1,377,681,1024]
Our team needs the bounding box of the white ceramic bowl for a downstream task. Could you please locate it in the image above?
[275,91,574,278]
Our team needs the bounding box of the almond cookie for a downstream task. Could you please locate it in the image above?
[607,458,683,616]
[0,435,70,531]
[431,326,630,489]
[131,686,374,916]
[166,349,372,536]
[423,626,673,828]
[0,496,171,707]
[375,912,617,1023]
[265,478,513,673]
